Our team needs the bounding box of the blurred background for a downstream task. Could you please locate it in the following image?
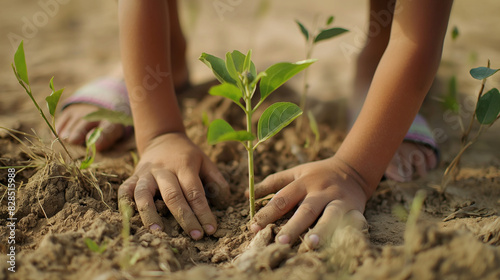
[1,0,500,155]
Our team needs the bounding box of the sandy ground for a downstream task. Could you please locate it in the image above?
[1,0,500,279]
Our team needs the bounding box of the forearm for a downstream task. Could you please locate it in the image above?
[336,42,441,194]
[118,0,185,154]
[336,0,453,197]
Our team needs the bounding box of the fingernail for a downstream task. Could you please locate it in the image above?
[150,224,161,231]
[250,224,261,233]
[190,230,202,240]
[204,225,215,234]
[308,234,319,247]
[277,235,290,244]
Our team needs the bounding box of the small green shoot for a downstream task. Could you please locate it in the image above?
[307,110,320,158]
[442,61,500,190]
[451,26,459,41]
[11,41,75,163]
[80,128,103,169]
[404,190,426,259]
[84,238,107,254]
[295,15,348,111]
[200,50,315,219]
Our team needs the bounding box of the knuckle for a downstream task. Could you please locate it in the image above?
[270,196,288,212]
[300,204,319,218]
[185,189,205,206]
[164,189,183,206]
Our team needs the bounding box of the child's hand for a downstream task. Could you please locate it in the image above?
[249,157,368,250]
[118,132,231,240]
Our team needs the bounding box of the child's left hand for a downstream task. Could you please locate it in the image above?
[249,156,369,250]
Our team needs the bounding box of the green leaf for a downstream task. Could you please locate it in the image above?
[231,50,257,79]
[49,76,55,91]
[295,20,309,41]
[83,108,134,126]
[80,128,102,169]
[199,53,236,85]
[314,27,348,43]
[476,88,500,125]
[14,41,29,85]
[444,76,459,113]
[451,26,459,41]
[470,67,500,80]
[86,127,103,147]
[259,59,316,102]
[202,111,209,127]
[207,119,254,145]
[243,49,253,75]
[257,102,302,143]
[225,51,239,82]
[209,83,243,106]
[84,238,107,254]
[45,88,64,117]
[250,71,267,89]
[326,16,334,26]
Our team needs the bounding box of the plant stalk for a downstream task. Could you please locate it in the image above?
[15,75,76,164]
[244,86,256,219]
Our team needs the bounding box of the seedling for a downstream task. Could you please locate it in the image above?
[200,50,315,219]
[11,41,74,164]
[80,128,103,169]
[295,15,348,110]
[84,237,107,254]
[442,61,500,191]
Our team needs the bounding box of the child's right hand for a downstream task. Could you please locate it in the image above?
[118,132,231,240]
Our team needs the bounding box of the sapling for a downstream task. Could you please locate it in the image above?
[441,61,500,191]
[200,50,315,219]
[295,15,348,111]
[12,41,74,163]
[11,41,107,171]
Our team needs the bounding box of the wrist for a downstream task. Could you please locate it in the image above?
[327,156,373,202]
[136,129,186,155]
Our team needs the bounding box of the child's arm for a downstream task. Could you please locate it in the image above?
[250,0,453,248]
[116,0,230,240]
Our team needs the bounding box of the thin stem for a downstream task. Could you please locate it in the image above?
[462,78,485,144]
[244,84,256,219]
[442,125,484,191]
[15,74,76,163]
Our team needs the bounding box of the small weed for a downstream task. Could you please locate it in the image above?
[84,237,107,254]
[80,128,102,170]
[295,15,348,111]
[441,61,500,191]
[11,41,75,165]
[200,50,315,219]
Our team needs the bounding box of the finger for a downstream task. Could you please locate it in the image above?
[300,201,366,252]
[419,145,438,170]
[177,168,218,235]
[250,181,306,233]
[118,175,138,200]
[133,173,164,231]
[152,169,204,240]
[385,153,407,181]
[274,194,327,245]
[199,156,231,209]
[252,168,296,199]
[410,149,428,179]
[55,110,71,136]
[117,175,138,217]
[59,114,80,140]
[387,152,413,182]
[93,120,124,151]
[68,119,99,145]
